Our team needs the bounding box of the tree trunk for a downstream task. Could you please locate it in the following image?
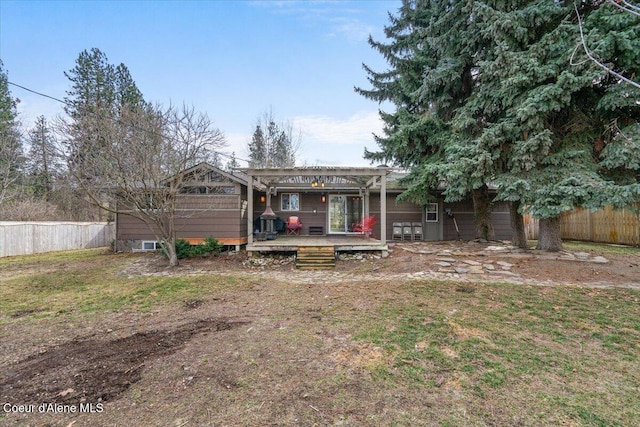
[509,201,528,249]
[472,185,495,241]
[536,217,562,251]
[165,237,179,267]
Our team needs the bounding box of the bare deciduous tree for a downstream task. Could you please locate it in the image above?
[0,134,23,206]
[61,103,226,266]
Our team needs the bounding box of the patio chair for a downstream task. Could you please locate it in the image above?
[352,215,377,238]
[392,222,403,241]
[402,222,413,240]
[286,216,302,235]
[412,222,423,241]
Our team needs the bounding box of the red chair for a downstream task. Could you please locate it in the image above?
[286,216,302,235]
[352,215,377,238]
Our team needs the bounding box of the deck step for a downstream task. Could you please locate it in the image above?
[296,246,336,270]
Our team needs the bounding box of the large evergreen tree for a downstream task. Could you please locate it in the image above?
[0,61,23,205]
[63,48,147,174]
[452,1,639,250]
[584,1,640,212]
[357,0,498,241]
[359,0,640,250]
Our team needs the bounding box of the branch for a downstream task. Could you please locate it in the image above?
[573,2,640,90]
[608,0,640,18]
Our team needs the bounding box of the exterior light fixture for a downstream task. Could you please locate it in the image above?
[259,195,266,203]
[321,194,326,203]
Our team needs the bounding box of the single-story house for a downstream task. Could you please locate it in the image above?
[115,163,512,253]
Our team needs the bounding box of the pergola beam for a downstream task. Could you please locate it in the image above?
[241,167,393,244]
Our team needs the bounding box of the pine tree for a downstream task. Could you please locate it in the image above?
[357,0,497,240]
[247,110,298,168]
[0,61,23,205]
[27,116,61,201]
[248,125,266,168]
[225,152,240,171]
[63,48,147,176]
[452,1,639,250]
[585,2,640,212]
[359,0,640,250]
[64,48,117,119]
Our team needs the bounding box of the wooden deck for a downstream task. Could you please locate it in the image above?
[247,235,388,253]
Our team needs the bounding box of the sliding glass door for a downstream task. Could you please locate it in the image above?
[328,195,363,233]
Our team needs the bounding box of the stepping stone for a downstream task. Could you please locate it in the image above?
[483,264,495,270]
[454,267,469,274]
[463,260,482,266]
[436,257,456,263]
[466,265,484,274]
[436,261,452,267]
[575,252,590,260]
[488,270,518,276]
[496,261,513,269]
[591,256,609,264]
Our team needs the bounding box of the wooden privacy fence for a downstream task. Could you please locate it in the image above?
[525,206,640,246]
[0,221,116,257]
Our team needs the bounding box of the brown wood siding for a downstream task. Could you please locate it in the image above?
[117,194,246,241]
[384,193,422,213]
[369,193,423,239]
[442,200,511,240]
[117,210,245,240]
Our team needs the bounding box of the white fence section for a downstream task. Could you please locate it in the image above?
[0,221,115,257]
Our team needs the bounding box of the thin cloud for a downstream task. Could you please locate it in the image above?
[291,110,382,146]
[326,16,376,42]
[249,0,377,43]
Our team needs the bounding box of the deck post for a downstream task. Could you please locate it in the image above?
[380,172,387,243]
[247,171,254,246]
[364,187,369,218]
[380,170,387,245]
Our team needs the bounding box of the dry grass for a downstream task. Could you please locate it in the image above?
[0,249,638,426]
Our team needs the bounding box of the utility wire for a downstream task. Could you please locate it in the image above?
[8,80,251,164]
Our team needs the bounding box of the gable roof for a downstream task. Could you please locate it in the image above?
[180,162,249,186]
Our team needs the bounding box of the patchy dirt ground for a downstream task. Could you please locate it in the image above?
[119,240,640,289]
[1,241,639,426]
[0,319,246,407]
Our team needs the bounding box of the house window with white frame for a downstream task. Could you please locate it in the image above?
[426,203,438,222]
[281,193,300,211]
[141,241,161,251]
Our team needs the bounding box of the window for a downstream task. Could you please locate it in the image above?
[281,193,300,211]
[141,241,161,251]
[426,203,438,222]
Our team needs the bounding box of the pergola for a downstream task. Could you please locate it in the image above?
[241,166,393,245]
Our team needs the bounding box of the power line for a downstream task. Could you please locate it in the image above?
[7,80,251,164]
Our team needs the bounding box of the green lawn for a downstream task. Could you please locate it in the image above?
[352,280,640,426]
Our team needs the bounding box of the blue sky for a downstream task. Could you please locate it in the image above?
[1,0,400,166]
